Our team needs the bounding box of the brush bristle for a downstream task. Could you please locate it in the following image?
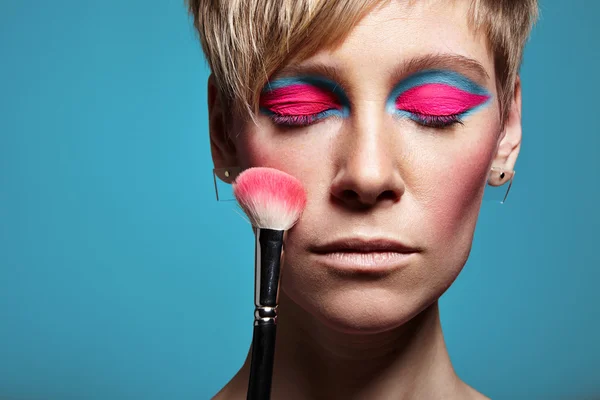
[232,167,307,230]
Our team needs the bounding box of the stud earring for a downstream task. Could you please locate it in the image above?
[212,167,242,201]
[483,166,515,204]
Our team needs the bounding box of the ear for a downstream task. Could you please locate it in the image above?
[489,76,522,186]
[208,74,238,183]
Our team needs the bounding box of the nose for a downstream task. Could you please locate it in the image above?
[330,113,405,209]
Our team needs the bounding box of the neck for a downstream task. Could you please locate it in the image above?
[225,292,467,400]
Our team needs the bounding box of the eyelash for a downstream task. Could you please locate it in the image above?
[267,109,463,129]
[268,110,338,127]
[405,112,464,128]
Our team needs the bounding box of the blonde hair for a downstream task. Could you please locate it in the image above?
[188,0,538,122]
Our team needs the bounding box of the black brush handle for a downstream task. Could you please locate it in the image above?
[247,320,277,400]
[247,228,284,400]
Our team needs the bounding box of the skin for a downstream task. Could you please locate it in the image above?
[208,0,522,399]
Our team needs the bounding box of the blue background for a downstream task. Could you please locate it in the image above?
[1,1,598,399]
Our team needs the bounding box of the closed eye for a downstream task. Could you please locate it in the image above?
[394,83,490,128]
[262,109,342,127]
[259,80,348,127]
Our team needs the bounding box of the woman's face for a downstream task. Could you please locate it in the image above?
[229,0,505,333]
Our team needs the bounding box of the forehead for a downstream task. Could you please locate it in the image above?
[278,0,494,90]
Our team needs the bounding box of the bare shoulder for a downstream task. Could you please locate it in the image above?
[211,385,237,400]
[210,367,249,400]
[211,381,245,400]
[462,383,491,400]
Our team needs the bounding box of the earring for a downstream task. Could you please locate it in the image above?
[212,167,242,201]
[484,167,515,204]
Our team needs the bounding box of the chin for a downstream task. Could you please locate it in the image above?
[283,282,438,334]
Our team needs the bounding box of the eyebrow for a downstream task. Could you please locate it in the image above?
[389,53,490,86]
[271,53,490,94]
[270,63,353,94]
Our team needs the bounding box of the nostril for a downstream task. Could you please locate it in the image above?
[342,190,359,201]
[377,190,398,202]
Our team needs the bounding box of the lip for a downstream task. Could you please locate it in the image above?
[309,237,419,273]
[311,237,417,254]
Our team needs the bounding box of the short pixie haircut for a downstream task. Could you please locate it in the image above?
[188,0,538,123]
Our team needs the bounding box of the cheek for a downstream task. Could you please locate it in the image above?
[420,129,498,248]
[235,120,305,168]
[234,119,335,190]
[236,130,280,167]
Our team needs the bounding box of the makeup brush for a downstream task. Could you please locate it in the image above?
[233,167,307,400]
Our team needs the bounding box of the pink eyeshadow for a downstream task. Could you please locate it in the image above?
[395,84,490,115]
[260,84,342,116]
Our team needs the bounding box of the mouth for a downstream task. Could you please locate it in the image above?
[309,237,419,273]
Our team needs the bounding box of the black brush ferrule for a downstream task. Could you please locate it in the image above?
[254,228,284,310]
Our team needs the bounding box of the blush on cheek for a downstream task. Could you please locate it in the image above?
[259,84,342,116]
[238,134,304,174]
[426,142,495,243]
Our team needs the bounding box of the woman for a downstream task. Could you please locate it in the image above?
[188,0,538,398]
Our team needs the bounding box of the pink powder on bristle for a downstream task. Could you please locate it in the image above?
[260,85,342,115]
[233,168,307,230]
[396,84,489,115]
